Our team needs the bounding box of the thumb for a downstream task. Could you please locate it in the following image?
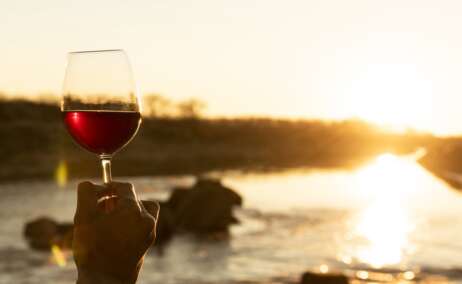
[141,200,160,223]
[140,200,160,245]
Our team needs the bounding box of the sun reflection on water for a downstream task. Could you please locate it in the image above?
[354,202,412,268]
[349,153,424,269]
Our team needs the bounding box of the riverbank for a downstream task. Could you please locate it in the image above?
[417,137,462,190]
[0,99,435,182]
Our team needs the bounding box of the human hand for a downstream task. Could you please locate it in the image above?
[73,181,159,284]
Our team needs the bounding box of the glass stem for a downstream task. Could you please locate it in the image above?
[100,155,112,185]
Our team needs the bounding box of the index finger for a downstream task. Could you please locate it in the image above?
[111,182,141,212]
[74,181,101,224]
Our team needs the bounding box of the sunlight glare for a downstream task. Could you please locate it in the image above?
[356,270,369,280]
[350,153,421,268]
[319,264,329,274]
[349,64,432,132]
[403,271,416,280]
[355,202,411,268]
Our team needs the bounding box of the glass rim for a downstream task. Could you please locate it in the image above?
[68,49,125,55]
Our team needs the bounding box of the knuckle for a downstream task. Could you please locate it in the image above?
[78,181,93,191]
[113,181,133,189]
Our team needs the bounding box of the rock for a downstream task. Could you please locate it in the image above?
[149,177,242,245]
[23,217,73,251]
[300,272,349,284]
[171,178,242,235]
[24,217,57,250]
[167,187,191,211]
[24,177,242,251]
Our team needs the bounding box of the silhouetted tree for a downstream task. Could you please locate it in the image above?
[143,94,174,117]
[177,98,206,118]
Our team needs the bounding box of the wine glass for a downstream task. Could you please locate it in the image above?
[61,49,141,204]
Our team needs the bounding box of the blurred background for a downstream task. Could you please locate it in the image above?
[2,0,462,283]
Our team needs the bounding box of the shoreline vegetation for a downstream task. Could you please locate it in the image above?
[0,95,458,184]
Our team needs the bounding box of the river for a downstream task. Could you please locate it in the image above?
[1,153,462,283]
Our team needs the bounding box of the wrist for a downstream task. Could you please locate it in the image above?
[77,268,138,284]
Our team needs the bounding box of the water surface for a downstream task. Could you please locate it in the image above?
[1,153,462,283]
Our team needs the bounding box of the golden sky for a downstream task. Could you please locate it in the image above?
[1,0,461,135]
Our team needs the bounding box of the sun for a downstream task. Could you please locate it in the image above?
[348,63,433,132]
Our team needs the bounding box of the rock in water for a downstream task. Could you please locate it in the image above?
[172,179,242,234]
[300,272,349,284]
[173,178,242,235]
[152,177,242,244]
[24,217,73,251]
[23,177,243,251]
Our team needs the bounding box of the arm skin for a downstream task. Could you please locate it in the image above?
[73,181,159,284]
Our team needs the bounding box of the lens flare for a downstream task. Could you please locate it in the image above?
[50,245,67,267]
[54,160,68,187]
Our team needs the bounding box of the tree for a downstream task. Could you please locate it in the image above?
[177,98,206,119]
[143,94,173,117]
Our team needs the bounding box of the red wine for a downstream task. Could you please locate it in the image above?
[63,111,141,155]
